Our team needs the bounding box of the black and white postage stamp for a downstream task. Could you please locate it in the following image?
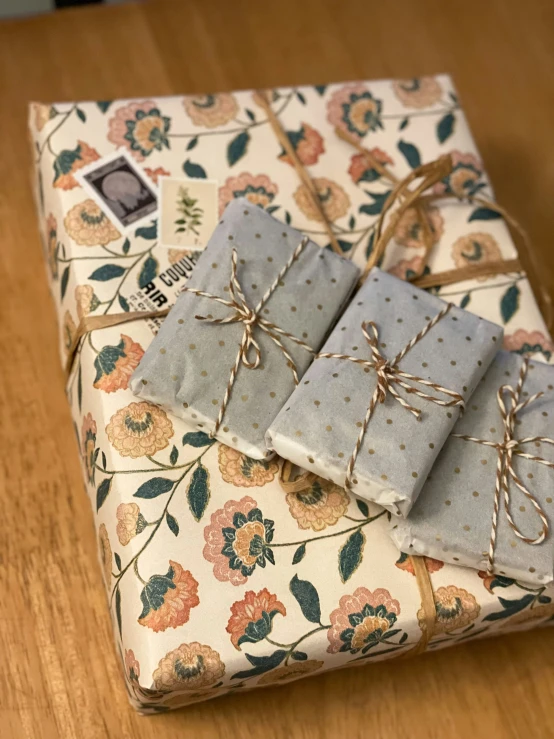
[77,151,157,230]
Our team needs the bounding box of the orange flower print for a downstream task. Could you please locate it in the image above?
[257,660,324,686]
[63,310,77,355]
[98,523,112,585]
[183,93,239,128]
[327,84,383,140]
[392,77,443,109]
[218,173,278,217]
[168,248,197,264]
[226,589,286,650]
[32,102,56,132]
[348,148,394,184]
[106,401,174,458]
[108,100,171,161]
[395,552,444,576]
[125,649,140,683]
[218,445,279,488]
[81,412,97,485]
[327,587,401,654]
[116,502,147,546]
[478,570,515,594]
[451,232,501,281]
[294,178,350,223]
[433,151,484,199]
[387,256,425,281]
[503,329,554,361]
[144,166,170,185]
[64,199,121,246]
[138,561,200,632]
[278,123,324,167]
[203,497,274,586]
[420,585,480,635]
[75,284,100,320]
[45,213,58,279]
[53,141,100,190]
[152,642,225,691]
[394,206,444,249]
[286,479,349,532]
[93,335,145,394]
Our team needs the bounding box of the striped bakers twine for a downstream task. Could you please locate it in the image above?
[318,302,465,492]
[452,357,554,576]
[182,238,315,438]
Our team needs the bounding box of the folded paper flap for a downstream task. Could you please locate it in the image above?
[393,351,554,584]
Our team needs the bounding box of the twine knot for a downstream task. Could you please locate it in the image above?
[183,239,315,437]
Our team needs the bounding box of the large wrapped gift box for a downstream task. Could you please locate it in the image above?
[30,75,554,713]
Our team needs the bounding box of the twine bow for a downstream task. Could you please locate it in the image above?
[182,238,315,437]
[452,357,554,576]
[318,302,465,491]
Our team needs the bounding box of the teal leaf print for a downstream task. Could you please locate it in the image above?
[284,210,292,225]
[296,91,307,105]
[483,594,535,621]
[292,543,306,564]
[134,477,174,499]
[437,112,455,143]
[359,190,392,217]
[182,431,212,447]
[539,594,552,604]
[237,609,283,648]
[468,207,502,222]
[449,91,459,105]
[122,238,131,255]
[500,284,520,324]
[485,575,516,590]
[231,650,287,680]
[135,221,157,240]
[89,264,126,281]
[187,463,210,521]
[349,215,356,230]
[115,587,122,637]
[266,205,280,214]
[399,117,409,131]
[460,292,471,309]
[76,107,87,123]
[365,230,375,260]
[93,339,126,385]
[53,145,82,182]
[169,445,179,466]
[314,85,327,96]
[92,447,100,467]
[96,100,112,113]
[166,512,179,536]
[338,528,365,582]
[397,139,421,169]
[138,565,177,619]
[183,159,207,179]
[186,136,198,151]
[118,294,130,312]
[96,477,112,511]
[400,632,409,644]
[356,499,369,518]
[227,131,250,166]
[290,574,321,624]
[138,255,159,289]
[114,552,122,571]
[101,451,107,470]
[291,651,308,661]
[60,266,70,299]
[245,108,256,122]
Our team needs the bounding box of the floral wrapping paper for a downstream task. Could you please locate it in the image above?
[267,266,503,515]
[29,75,554,713]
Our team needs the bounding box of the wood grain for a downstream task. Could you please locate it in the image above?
[1,1,554,737]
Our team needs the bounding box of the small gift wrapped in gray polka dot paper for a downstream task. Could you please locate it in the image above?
[267,267,503,515]
[390,351,554,585]
[130,198,359,459]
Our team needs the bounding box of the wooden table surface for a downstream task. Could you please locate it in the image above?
[1,1,554,737]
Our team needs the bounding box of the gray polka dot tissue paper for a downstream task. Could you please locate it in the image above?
[130,198,359,458]
[267,268,503,515]
[390,351,554,585]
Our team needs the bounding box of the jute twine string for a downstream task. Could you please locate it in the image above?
[181,238,315,437]
[452,357,554,576]
[317,304,465,492]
